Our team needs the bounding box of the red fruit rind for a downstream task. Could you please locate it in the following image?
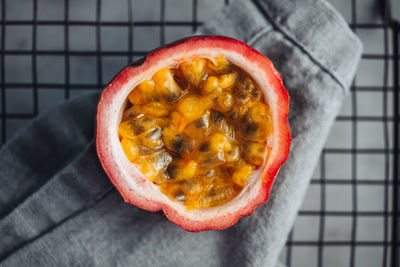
[96,36,291,232]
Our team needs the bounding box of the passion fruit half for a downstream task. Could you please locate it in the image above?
[96,36,291,232]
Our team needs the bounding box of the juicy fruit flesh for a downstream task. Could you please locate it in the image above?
[119,56,273,210]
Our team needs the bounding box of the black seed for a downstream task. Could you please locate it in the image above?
[174,75,187,90]
[238,79,252,91]
[252,89,261,99]
[161,170,171,180]
[211,95,219,102]
[165,92,178,102]
[166,164,178,180]
[175,189,186,201]
[211,111,223,123]
[237,94,248,99]
[237,76,254,91]
[223,64,234,74]
[238,71,246,80]
[246,123,259,135]
[194,118,205,128]
[171,135,184,151]
[200,142,210,153]
[153,95,161,102]
[216,62,234,74]
[228,109,239,121]
[236,93,250,105]
[167,150,181,159]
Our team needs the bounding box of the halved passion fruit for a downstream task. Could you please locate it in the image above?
[96,36,291,232]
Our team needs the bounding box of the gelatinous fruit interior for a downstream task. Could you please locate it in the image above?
[118,56,273,210]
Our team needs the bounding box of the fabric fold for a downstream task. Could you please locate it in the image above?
[0,142,113,261]
[0,94,98,218]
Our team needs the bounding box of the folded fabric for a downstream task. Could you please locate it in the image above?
[0,0,362,266]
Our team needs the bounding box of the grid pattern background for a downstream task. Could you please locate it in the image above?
[0,0,398,266]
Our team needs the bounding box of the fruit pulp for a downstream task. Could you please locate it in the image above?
[118,56,273,210]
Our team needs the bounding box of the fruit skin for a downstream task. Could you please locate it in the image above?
[96,35,291,232]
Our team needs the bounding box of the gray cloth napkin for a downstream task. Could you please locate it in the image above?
[0,0,362,266]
